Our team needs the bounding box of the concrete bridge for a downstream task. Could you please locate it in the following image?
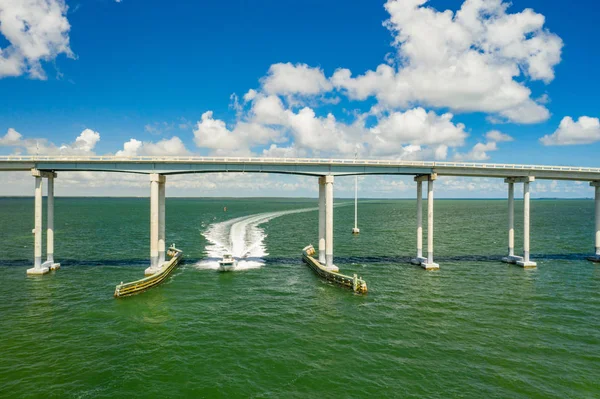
[1,155,599,274]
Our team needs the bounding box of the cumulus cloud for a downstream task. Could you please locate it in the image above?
[0,0,73,79]
[197,96,468,159]
[0,128,100,155]
[0,128,22,145]
[332,0,562,123]
[193,111,282,153]
[116,136,191,156]
[540,116,600,146]
[454,130,513,161]
[260,63,332,97]
[485,130,513,142]
[370,108,467,150]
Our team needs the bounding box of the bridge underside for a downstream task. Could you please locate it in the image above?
[15,162,435,177]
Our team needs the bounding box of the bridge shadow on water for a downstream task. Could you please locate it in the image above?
[0,253,593,268]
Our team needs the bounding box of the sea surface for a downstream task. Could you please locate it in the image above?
[0,197,599,398]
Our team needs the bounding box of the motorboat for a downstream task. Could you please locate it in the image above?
[218,254,237,271]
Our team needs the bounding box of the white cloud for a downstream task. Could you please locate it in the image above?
[261,63,332,96]
[0,128,100,155]
[193,111,282,152]
[540,116,600,146]
[332,0,562,124]
[0,0,73,79]
[454,141,498,161]
[485,130,513,142]
[370,108,467,151]
[0,128,22,145]
[116,136,190,156]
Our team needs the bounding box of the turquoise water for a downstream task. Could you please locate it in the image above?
[1,198,599,398]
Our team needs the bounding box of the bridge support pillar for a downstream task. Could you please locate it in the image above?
[318,176,326,264]
[502,177,536,268]
[324,175,338,272]
[412,174,438,269]
[146,173,166,275]
[588,182,600,263]
[28,170,59,275]
[158,177,166,265]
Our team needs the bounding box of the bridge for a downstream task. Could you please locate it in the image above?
[1,156,599,275]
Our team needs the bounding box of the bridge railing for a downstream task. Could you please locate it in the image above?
[0,156,599,173]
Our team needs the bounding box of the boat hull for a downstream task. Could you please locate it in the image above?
[218,262,237,272]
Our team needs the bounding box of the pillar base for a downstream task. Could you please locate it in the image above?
[421,262,440,270]
[27,266,50,275]
[324,264,339,273]
[410,256,427,265]
[411,257,439,269]
[145,261,167,276]
[516,260,537,268]
[352,228,360,235]
[502,255,523,264]
[145,266,160,276]
[586,255,600,263]
[41,260,60,271]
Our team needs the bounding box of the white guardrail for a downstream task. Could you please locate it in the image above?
[0,155,599,174]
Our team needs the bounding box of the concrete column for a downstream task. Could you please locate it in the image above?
[517,177,536,268]
[595,184,600,257]
[523,182,531,262]
[158,177,166,265]
[426,177,436,268]
[502,179,523,264]
[412,175,437,268]
[47,175,55,264]
[33,176,43,269]
[508,181,514,257]
[417,180,423,258]
[27,170,49,275]
[147,173,164,274]
[318,177,326,264]
[352,175,360,234]
[324,175,337,271]
[411,178,426,265]
[588,182,600,262]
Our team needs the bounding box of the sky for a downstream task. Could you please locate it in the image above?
[0,0,599,198]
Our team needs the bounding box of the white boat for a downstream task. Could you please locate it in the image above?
[218,254,237,271]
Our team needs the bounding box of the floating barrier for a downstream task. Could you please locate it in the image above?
[302,245,367,294]
[114,245,183,298]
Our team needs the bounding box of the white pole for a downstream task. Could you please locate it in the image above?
[325,175,334,268]
[508,182,514,257]
[354,175,358,230]
[427,178,434,265]
[523,182,531,262]
[158,177,166,265]
[150,174,159,269]
[318,177,326,264]
[417,180,423,259]
[595,185,600,256]
[47,175,55,264]
[34,176,43,270]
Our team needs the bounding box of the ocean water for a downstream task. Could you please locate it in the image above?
[0,197,599,398]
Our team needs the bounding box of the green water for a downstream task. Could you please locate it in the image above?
[0,197,599,398]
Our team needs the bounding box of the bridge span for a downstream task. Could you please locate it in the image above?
[1,156,599,275]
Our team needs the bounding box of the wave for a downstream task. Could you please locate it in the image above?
[195,207,316,271]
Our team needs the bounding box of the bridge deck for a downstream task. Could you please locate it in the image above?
[1,156,599,181]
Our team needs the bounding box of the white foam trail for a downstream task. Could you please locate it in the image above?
[195,207,317,271]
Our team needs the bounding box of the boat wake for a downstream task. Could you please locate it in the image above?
[195,207,316,271]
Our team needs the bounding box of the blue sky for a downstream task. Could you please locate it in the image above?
[0,0,599,197]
